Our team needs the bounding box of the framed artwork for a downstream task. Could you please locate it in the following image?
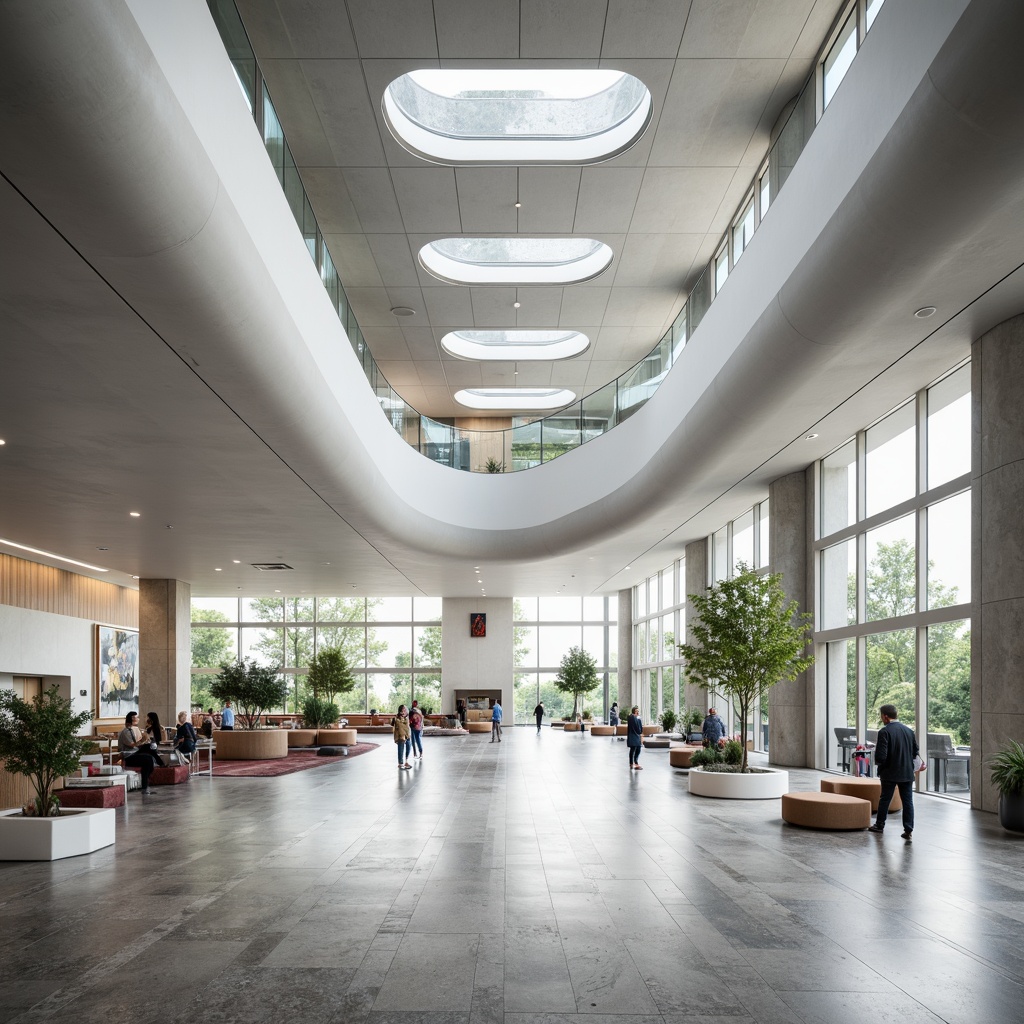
[470,612,486,638]
[96,624,140,719]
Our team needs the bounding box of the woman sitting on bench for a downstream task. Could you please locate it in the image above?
[118,711,162,794]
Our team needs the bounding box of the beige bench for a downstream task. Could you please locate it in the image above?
[820,776,901,812]
[590,725,615,736]
[668,745,703,768]
[781,791,871,830]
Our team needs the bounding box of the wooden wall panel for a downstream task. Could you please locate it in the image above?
[0,554,138,627]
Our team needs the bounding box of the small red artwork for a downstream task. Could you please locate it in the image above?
[470,612,486,637]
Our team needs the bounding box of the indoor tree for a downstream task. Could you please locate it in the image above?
[303,645,356,727]
[679,564,813,772]
[209,658,288,729]
[554,645,600,720]
[0,686,93,817]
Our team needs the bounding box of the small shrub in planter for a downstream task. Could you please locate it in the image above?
[302,695,340,730]
[689,747,723,769]
[659,709,678,734]
[722,739,743,765]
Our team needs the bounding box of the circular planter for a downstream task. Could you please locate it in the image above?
[688,766,789,799]
[0,806,115,860]
[998,792,1024,833]
[215,729,288,760]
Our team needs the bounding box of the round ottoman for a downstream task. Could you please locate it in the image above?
[287,729,318,748]
[821,777,900,812]
[317,729,358,746]
[643,738,670,749]
[563,722,580,732]
[669,747,701,769]
[782,792,871,830]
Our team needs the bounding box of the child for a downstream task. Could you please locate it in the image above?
[853,744,871,777]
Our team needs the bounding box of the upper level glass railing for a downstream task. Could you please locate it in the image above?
[207,0,881,474]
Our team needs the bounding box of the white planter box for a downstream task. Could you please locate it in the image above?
[688,766,789,800]
[0,807,115,860]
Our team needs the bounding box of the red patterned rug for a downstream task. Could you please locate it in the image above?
[211,743,379,777]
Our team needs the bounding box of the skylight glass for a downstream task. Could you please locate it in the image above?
[421,238,612,285]
[454,387,577,411]
[384,70,652,165]
[442,330,590,361]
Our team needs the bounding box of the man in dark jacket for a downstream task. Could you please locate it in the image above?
[869,704,919,840]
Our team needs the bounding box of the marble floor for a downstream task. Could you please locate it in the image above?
[1,728,1023,1024]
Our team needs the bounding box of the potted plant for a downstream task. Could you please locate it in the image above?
[210,658,290,760]
[679,564,812,797]
[554,646,600,720]
[989,740,1024,833]
[659,709,678,736]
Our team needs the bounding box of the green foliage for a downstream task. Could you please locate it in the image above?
[209,658,288,729]
[307,646,355,701]
[684,705,704,731]
[191,607,233,709]
[658,709,678,734]
[554,646,600,719]
[722,739,743,765]
[301,695,340,730]
[680,564,813,772]
[689,747,722,768]
[484,456,504,473]
[989,740,1024,797]
[0,686,93,817]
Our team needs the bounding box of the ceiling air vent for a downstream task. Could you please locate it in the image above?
[250,563,294,571]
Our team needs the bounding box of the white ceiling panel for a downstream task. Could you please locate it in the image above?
[340,167,406,233]
[574,167,645,234]
[391,167,461,233]
[412,360,450,385]
[422,286,475,326]
[455,168,520,233]
[558,287,611,326]
[238,0,358,59]
[259,59,335,165]
[602,287,679,328]
[344,287,406,326]
[301,168,363,233]
[612,233,704,288]
[792,0,846,59]
[630,167,735,234]
[346,0,439,58]
[375,359,421,383]
[434,0,520,59]
[602,0,693,58]
[299,59,387,166]
[360,327,414,361]
[366,233,421,287]
[325,233,385,287]
[520,0,609,58]
[510,289,564,327]
[516,168,582,234]
[470,287,519,326]
[400,325,440,356]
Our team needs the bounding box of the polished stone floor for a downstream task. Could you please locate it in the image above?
[1,728,1023,1024]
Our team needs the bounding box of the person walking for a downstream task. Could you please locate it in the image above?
[701,707,727,748]
[869,704,919,840]
[491,700,503,743]
[409,702,424,758]
[627,705,643,770]
[393,705,412,769]
[220,700,235,731]
[534,702,544,732]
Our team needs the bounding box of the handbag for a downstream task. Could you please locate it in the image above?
[913,754,926,773]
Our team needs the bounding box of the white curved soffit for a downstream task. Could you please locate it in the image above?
[383,69,652,165]
[420,237,613,285]
[454,387,577,411]
[442,330,590,361]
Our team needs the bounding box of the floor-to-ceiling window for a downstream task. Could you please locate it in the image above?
[816,362,971,799]
[631,559,683,727]
[512,596,617,723]
[190,596,442,714]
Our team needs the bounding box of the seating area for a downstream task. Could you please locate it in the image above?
[781,791,872,830]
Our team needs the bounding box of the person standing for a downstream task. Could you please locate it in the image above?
[456,698,467,730]
[409,702,424,759]
[869,704,918,840]
[534,702,544,732]
[491,700,503,743]
[220,701,235,730]
[609,701,620,727]
[393,705,412,769]
[701,707,727,748]
[627,705,643,770]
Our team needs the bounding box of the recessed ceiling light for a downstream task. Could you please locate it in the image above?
[0,439,6,445]
[96,546,109,551]
[514,201,522,208]
[805,433,819,440]
[274,589,281,593]
[512,301,521,308]
[914,306,937,318]
[131,575,140,580]
[390,306,416,317]
[233,559,241,564]
[129,511,141,517]
[214,568,222,572]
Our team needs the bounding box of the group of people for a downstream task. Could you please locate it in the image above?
[392,701,426,768]
[116,709,200,793]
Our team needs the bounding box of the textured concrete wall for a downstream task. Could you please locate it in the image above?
[768,470,813,767]
[139,579,191,729]
[617,590,633,711]
[441,598,513,722]
[683,540,708,712]
[972,316,1024,812]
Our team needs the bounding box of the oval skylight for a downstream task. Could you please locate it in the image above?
[421,238,612,285]
[454,387,577,411]
[442,330,590,361]
[383,70,652,165]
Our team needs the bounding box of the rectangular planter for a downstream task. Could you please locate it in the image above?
[0,807,115,860]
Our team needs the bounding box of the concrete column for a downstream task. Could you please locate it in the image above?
[768,469,814,767]
[683,540,708,712]
[617,590,632,711]
[973,315,1024,812]
[139,579,192,730]
[441,598,513,721]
